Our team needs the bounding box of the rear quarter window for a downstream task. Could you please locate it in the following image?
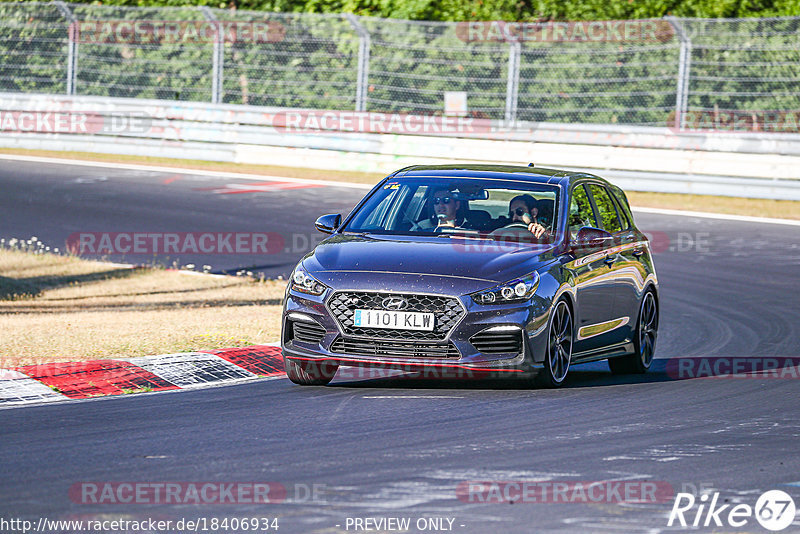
[587,184,623,234]
[609,187,634,230]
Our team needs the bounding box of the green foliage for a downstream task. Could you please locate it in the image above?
[0,2,797,127]
[5,0,796,20]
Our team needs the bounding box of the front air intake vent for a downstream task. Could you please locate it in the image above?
[289,320,326,344]
[331,337,460,359]
[470,329,523,354]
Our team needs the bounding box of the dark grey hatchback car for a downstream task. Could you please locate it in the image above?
[281,165,659,387]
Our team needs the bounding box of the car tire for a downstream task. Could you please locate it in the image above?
[608,289,658,375]
[535,299,573,388]
[284,357,338,386]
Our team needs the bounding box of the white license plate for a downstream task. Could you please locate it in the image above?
[353,309,435,331]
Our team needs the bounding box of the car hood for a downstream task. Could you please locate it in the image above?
[303,234,557,294]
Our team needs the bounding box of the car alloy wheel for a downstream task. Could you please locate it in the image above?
[537,299,573,387]
[638,291,658,368]
[608,289,658,375]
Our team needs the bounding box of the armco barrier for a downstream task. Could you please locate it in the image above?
[1,92,799,200]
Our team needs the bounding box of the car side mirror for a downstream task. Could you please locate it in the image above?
[315,213,342,234]
[571,226,614,252]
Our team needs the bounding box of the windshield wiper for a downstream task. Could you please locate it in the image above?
[341,231,371,237]
[435,232,495,240]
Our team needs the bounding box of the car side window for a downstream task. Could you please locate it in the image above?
[568,184,596,240]
[609,187,633,230]
[587,184,623,234]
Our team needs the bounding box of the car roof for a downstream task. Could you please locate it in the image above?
[393,164,610,188]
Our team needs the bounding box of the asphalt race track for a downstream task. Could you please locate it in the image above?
[2,158,800,533]
[0,158,364,276]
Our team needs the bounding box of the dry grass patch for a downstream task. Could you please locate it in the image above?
[0,248,286,366]
[627,191,800,220]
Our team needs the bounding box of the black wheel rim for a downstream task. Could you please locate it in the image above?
[639,292,658,367]
[548,302,572,383]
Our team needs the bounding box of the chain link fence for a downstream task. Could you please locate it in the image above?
[1,2,798,129]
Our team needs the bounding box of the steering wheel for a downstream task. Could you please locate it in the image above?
[489,222,550,243]
[434,224,461,233]
[489,223,530,237]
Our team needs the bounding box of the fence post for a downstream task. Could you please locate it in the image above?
[54,1,77,96]
[345,14,370,112]
[666,16,691,130]
[504,42,521,124]
[200,6,223,104]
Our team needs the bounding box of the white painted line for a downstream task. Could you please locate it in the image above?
[632,206,800,226]
[362,395,465,399]
[93,260,137,270]
[173,269,229,279]
[0,154,374,190]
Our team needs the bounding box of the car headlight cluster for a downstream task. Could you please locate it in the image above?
[291,266,327,296]
[471,272,540,305]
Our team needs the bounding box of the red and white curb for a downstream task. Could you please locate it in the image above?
[0,344,285,407]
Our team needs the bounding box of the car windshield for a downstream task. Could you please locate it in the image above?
[343,178,560,243]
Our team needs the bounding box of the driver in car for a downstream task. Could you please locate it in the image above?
[508,194,550,239]
[418,188,473,230]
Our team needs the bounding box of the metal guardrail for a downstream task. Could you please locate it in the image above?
[1,93,799,200]
[1,5,798,199]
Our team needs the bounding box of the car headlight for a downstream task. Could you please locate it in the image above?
[290,265,327,296]
[471,272,540,305]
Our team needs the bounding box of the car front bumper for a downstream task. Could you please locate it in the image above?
[280,287,551,379]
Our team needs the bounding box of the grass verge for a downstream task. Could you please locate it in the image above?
[626,191,800,221]
[0,247,285,366]
[2,148,798,220]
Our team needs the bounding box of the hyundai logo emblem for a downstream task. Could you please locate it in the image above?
[381,296,408,310]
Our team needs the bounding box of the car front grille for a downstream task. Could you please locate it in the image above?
[327,291,465,341]
[470,329,523,354]
[289,320,326,344]
[331,336,461,359]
